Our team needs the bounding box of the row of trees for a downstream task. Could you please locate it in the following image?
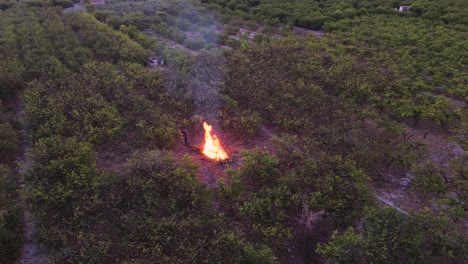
[24,138,276,262]
[0,104,22,262]
[324,14,467,101]
[0,4,24,261]
[203,0,468,29]
[0,0,75,10]
[90,0,226,51]
[0,4,278,262]
[219,35,467,261]
[318,207,466,263]
[0,1,466,262]
[219,147,371,261]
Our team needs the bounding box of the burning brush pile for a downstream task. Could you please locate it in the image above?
[177,121,233,186]
[201,122,229,161]
[180,121,231,163]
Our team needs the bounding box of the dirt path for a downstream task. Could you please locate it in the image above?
[15,100,48,264]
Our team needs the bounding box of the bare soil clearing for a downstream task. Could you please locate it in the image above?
[173,123,275,188]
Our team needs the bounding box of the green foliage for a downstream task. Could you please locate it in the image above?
[24,136,98,216]
[222,37,425,179]
[2,1,466,262]
[23,60,189,147]
[0,204,23,262]
[325,14,468,102]
[0,122,19,159]
[412,162,447,194]
[318,207,468,263]
[221,96,262,136]
[316,227,363,263]
[22,136,97,251]
[0,103,22,262]
[0,1,14,11]
[0,165,16,195]
[174,51,226,114]
[238,148,280,188]
[0,6,151,100]
[240,185,294,246]
[285,151,371,225]
[222,147,370,254]
[52,0,74,9]
[411,0,468,24]
[24,77,124,144]
[223,37,390,130]
[136,117,179,149]
[442,154,468,221]
[36,149,276,262]
[204,0,419,29]
[0,165,23,262]
[120,24,159,50]
[221,149,292,251]
[184,37,208,50]
[64,12,149,63]
[124,150,210,213]
[92,0,222,51]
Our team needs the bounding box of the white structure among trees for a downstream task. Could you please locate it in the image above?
[399,6,410,12]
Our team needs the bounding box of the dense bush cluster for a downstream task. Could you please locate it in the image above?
[89,0,225,51]
[318,207,467,263]
[0,4,275,262]
[203,0,468,29]
[220,148,371,258]
[0,81,21,261]
[0,115,22,262]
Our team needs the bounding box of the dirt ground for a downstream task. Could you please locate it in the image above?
[172,122,275,188]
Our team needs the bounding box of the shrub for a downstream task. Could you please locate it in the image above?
[52,0,74,8]
[0,165,22,262]
[412,162,447,194]
[318,207,467,263]
[0,205,23,262]
[184,37,207,50]
[0,122,19,162]
[24,136,98,218]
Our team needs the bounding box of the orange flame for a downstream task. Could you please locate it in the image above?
[202,122,228,161]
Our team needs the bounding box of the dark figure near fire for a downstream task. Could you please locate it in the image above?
[181,129,189,146]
